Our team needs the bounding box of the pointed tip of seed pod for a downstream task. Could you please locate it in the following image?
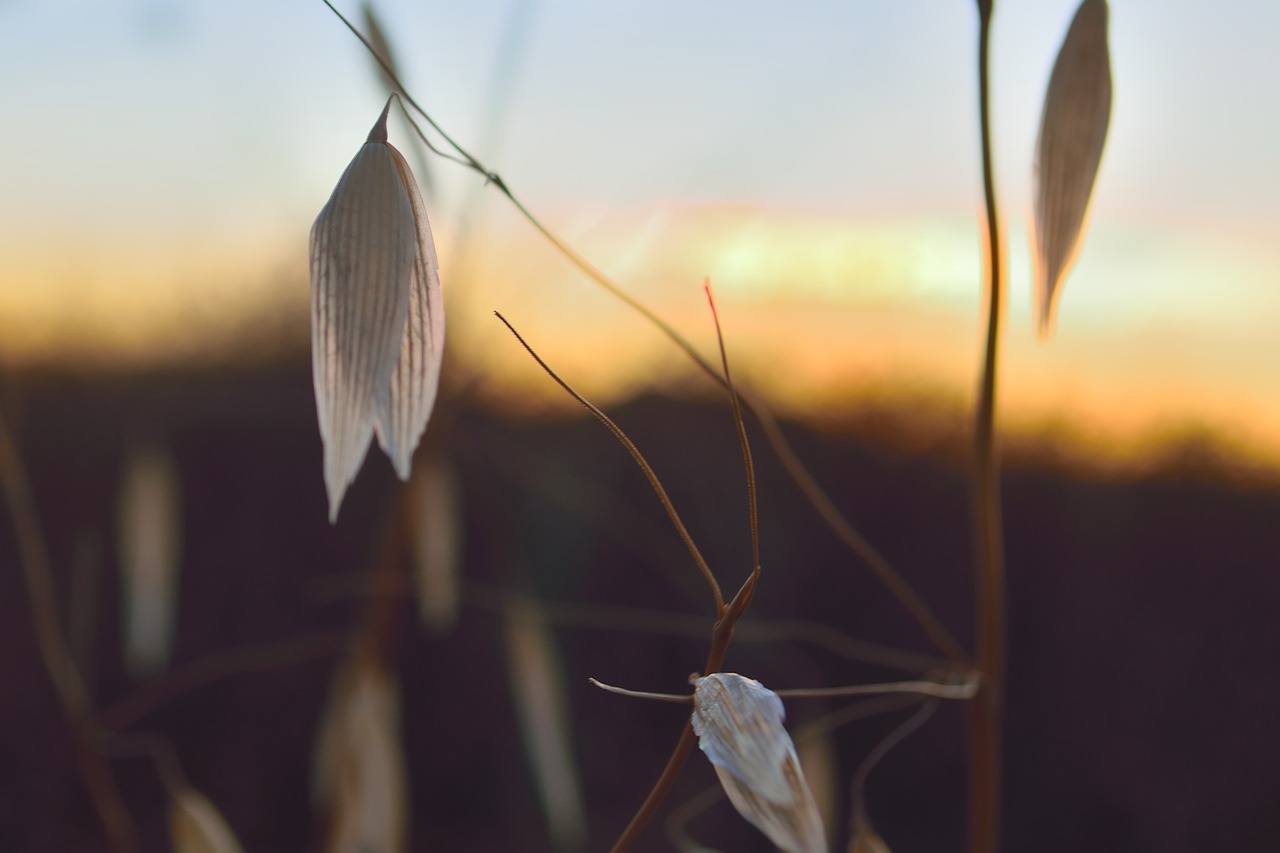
[325,461,359,524]
[1036,304,1055,341]
[367,96,395,144]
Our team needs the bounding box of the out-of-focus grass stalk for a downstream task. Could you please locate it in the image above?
[968,2,1006,852]
[849,700,938,853]
[503,597,588,851]
[117,439,183,678]
[0,408,138,851]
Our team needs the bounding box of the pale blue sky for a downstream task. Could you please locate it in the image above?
[4,1,1277,222]
[1,0,1279,340]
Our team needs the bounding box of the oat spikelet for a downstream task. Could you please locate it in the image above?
[1033,0,1112,337]
[117,439,182,677]
[170,788,245,853]
[311,98,444,521]
[375,140,445,482]
[313,658,408,853]
[692,673,827,853]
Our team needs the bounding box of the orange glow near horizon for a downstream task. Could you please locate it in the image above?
[3,205,1280,478]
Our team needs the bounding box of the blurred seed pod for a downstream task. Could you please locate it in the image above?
[796,719,839,852]
[170,787,245,853]
[691,673,827,853]
[117,439,182,678]
[848,817,892,853]
[311,99,444,521]
[313,657,408,853]
[408,446,462,633]
[1033,0,1112,336]
[504,597,587,851]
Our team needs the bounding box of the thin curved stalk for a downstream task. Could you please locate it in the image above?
[99,631,346,732]
[969,2,1006,852]
[609,598,751,853]
[703,282,761,599]
[495,312,724,614]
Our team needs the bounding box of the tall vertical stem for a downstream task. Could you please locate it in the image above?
[969,2,1005,852]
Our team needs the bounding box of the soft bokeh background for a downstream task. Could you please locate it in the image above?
[3,0,1280,465]
[3,2,1280,852]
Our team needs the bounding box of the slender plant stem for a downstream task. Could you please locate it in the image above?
[460,582,949,673]
[0,410,138,852]
[969,2,1006,852]
[99,631,346,732]
[703,283,760,581]
[320,0,968,668]
[609,592,753,853]
[741,384,969,665]
[776,675,976,701]
[852,699,938,839]
[494,312,725,613]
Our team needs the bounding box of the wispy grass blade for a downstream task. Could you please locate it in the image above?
[849,700,936,853]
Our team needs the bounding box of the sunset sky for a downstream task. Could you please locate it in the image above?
[2,0,1279,467]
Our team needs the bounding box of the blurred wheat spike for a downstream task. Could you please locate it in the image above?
[312,657,408,853]
[408,449,463,632]
[692,673,827,853]
[117,439,182,678]
[1033,0,1112,336]
[170,788,245,853]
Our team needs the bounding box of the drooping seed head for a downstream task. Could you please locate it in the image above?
[310,99,445,521]
[692,673,827,853]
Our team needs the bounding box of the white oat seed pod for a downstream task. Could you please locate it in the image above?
[170,787,246,853]
[311,97,444,521]
[1032,0,1112,337]
[691,673,828,853]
